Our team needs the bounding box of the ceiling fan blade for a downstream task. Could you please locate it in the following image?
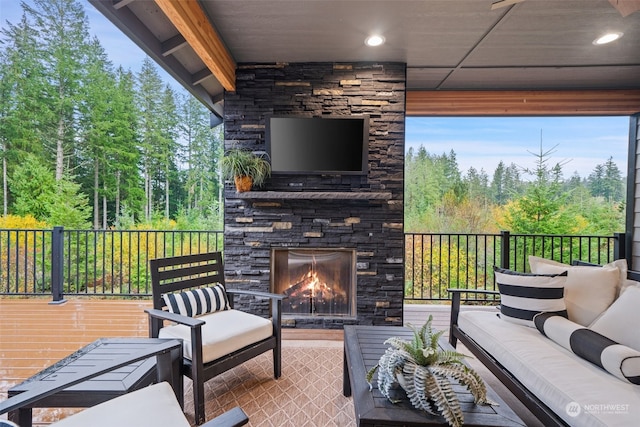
[608,0,640,17]
[491,0,526,10]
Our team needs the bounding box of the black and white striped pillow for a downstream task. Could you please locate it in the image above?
[163,284,230,317]
[494,267,568,327]
[535,312,640,384]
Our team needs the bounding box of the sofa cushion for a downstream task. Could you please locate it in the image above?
[459,310,640,427]
[534,312,640,384]
[159,309,273,363]
[51,382,190,427]
[494,266,567,327]
[528,256,620,326]
[162,283,229,317]
[590,285,640,351]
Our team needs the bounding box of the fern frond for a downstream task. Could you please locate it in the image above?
[401,363,437,414]
[384,336,408,351]
[366,364,378,389]
[376,348,409,403]
[434,349,467,365]
[430,328,445,349]
[430,364,498,407]
[425,369,464,427]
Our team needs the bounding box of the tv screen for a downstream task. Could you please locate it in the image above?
[266,116,369,174]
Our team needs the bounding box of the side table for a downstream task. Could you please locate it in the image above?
[7,337,183,427]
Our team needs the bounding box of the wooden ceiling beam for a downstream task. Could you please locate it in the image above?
[154,0,236,91]
[406,90,640,116]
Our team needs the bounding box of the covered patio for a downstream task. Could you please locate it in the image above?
[3,0,640,426]
[0,298,536,426]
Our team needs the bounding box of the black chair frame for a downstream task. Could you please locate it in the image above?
[145,251,284,425]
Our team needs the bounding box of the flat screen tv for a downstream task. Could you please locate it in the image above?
[266,115,369,175]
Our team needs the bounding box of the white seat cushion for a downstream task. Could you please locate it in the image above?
[459,311,640,427]
[159,309,273,363]
[51,382,189,427]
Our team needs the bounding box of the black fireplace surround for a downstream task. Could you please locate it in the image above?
[223,62,405,328]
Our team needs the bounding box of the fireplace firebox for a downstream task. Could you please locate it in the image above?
[271,248,356,317]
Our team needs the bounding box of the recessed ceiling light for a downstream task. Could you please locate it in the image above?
[365,35,385,47]
[593,32,623,45]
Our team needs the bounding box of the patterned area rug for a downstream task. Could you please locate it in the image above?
[192,341,355,427]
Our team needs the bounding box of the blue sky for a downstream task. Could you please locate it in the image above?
[2,0,631,180]
[407,116,629,179]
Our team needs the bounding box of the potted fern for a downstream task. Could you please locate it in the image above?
[366,315,495,427]
[221,148,271,192]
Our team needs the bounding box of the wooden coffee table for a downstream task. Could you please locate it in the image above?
[343,325,525,426]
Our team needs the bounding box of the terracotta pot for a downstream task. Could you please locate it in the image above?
[234,175,253,192]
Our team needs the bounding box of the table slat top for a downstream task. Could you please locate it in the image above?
[344,325,525,427]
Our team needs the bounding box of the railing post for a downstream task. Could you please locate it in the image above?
[613,232,627,262]
[500,230,511,269]
[49,226,66,304]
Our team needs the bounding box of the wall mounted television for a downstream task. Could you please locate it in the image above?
[266,115,369,175]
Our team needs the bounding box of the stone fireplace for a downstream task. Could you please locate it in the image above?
[271,248,356,318]
[223,62,405,328]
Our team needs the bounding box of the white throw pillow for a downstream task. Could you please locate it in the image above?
[590,285,640,352]
[495,266,567,327]
[528,256,619,326]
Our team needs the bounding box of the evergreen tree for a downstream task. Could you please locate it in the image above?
[180,95,221,219]
[10,154,90,227]
[490,161,507,205]
[463,166,490,205]
[110,67,143,226]
[502,144,579,234]
[79,38,115,229]
[136,57,165,221]
[603,157,624,202]
[157,84,180,220]
[22,0,92,181]
[0,14,48,213]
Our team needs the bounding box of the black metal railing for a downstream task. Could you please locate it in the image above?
[0,227,626,303]
[0,227,223,301]
[405,231,626,303]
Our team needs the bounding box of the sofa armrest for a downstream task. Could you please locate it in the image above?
[447,289,499,347]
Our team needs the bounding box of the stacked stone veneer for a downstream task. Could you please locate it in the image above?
[223,62,405,328]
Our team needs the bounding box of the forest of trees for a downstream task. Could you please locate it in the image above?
[0,0,223,230]
[405,144,626,235]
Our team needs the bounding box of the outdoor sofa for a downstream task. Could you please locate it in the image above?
[449,257,640,427]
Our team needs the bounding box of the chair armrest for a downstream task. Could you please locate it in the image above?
[201,406,249,427]
[226,289,286,300]
[145,308,206,328]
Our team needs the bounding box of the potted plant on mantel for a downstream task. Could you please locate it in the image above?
[221,148,271,192]
[366,315,496,427]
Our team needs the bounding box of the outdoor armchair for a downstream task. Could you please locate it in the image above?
[146,251,285,425]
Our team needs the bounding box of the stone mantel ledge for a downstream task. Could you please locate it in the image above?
[225,191,393,200]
